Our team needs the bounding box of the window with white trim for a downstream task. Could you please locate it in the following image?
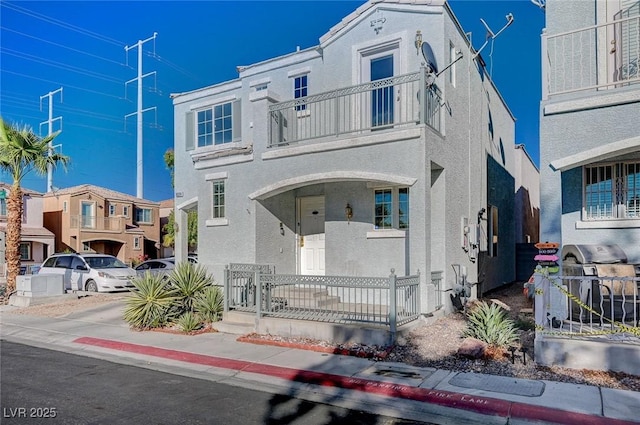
[196,100,241,147]
[63,201,67,213]
[374,187,409,230]
[133,236,141,250]
[584,162,640,220]
[294,75,308,111]
[20,242,31,261]
[123,205,130,217]
[109,204,116,216]
[135,207,152,224]
[212,180,225,219]
[0,198,6,217]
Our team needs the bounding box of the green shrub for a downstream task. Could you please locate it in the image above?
[194,286,224,323]
[168,262,213,314]
[123,272,178,329]
[463,301,519,347]
[176,311,201,333]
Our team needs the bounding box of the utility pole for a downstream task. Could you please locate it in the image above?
[39,87,63,193]
[125,32,157,199]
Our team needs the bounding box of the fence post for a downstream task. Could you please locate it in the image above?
[224,265,229,313]
[255,269,262,320]
[416,269,421,314]
[389,268,397,342]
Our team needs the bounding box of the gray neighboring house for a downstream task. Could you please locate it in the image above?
[540,0,640,259]
[172,0,518,314]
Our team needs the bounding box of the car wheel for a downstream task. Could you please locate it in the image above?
[85,280,98,292]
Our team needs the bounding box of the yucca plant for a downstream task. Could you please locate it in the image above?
[175,311,202,333]
[194,286,224,323]
[167,261,213,314]
[463,301,519,347]
[123,272,178,329]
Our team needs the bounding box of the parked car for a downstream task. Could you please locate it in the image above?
[39,253,137,292]
[135,258,175,279]
[166,255,198,264]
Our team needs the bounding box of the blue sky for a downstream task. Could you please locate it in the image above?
[0,0,544,202]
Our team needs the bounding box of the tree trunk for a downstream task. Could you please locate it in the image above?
[6,185,23,293]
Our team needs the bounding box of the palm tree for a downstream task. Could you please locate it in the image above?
[0,118,69,293]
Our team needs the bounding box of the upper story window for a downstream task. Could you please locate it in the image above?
[135,207,153,224]
[123,205,130,217]
[584,162,640,220]
[109,204,117,216]
[0,198,6,217]
[63,201,68,213]
[196,100,241,147]
[294,75,308,111]
[488,205,499,257]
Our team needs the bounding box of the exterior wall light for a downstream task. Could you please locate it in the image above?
[415,30,423,53]
[345,203,353,222]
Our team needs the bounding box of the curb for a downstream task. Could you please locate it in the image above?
[73,336,635,425]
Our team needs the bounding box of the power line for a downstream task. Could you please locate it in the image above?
[1,2,125,46]
[0,26,126,67]
[1,47,124,84]
[2,69,125,100]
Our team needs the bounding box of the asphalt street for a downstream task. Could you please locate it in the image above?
[0,341,435,425]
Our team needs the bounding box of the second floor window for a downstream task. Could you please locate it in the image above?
[123,206,130,217]
[0,198,6,216]
[135,208,152,224]
[197,100,241,147]
[294,75,308,111]
[109,204,116,216]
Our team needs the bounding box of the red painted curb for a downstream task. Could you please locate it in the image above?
[73,337,635,425]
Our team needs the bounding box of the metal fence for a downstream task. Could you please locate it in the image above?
[544,13,640,97]
[268,67,442,147]
[224,264,421,333]
[532,271,640,341]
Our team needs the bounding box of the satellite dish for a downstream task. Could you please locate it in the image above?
[421,42,438,75]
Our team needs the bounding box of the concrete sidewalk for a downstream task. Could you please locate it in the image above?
[1,301,639,425]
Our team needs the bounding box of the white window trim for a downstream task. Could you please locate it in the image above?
[123,205,130,217]
[133,236,141,250]
[109,204,117,216]
[205,171,228,181]
[190,94,237,111]
[370,186,409,234]
[136,208,153,224]
[62,201,68,213]
[287,67,311,78]
[210,178,226,222]
[206,218,229,227]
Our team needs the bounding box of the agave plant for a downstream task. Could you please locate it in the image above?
[167,261,214,314]
[123,272,178,329]
[463,301,519,347]
[175,311,202,333]
[194,286,224,323]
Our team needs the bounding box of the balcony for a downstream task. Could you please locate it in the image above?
[543,13,639,98]
[70,215,124,232]
[268,68,442,148]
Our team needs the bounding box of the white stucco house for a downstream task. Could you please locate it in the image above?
[171,0,519,317]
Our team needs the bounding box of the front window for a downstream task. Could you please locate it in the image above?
[197,101,238,147]
[294,75,308,111]
[212,180,225,218]
[585,162,640,219]
[19,242,31,261]
[135,208,152,224]
[374,187,409,230]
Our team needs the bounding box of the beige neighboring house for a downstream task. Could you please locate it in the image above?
[0,183,56,279]
[159,198,174,258]
[42,184,161,264]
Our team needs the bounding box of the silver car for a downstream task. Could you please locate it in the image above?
[134,258,175,279]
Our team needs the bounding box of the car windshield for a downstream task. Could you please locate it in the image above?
[85,256,128,269]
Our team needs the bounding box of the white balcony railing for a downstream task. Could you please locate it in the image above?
[543,13,640,98]
[268,67,442,147]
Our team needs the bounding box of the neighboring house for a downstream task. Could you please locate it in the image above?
[171,0,518,312]
[514,144,540,281]
[159,198,174,258]
[0,183,55,277]
[42,184,161,264]
[538,0,640,374]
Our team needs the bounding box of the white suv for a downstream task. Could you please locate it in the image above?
[39,253,137,292]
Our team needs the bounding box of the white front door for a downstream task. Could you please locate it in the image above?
[298,196,325,276]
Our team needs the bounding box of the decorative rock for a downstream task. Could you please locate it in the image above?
[457,337,488,359]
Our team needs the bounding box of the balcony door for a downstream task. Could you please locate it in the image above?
[609,0,639,83]
[81,201,95,229]
[361,45,399,129]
